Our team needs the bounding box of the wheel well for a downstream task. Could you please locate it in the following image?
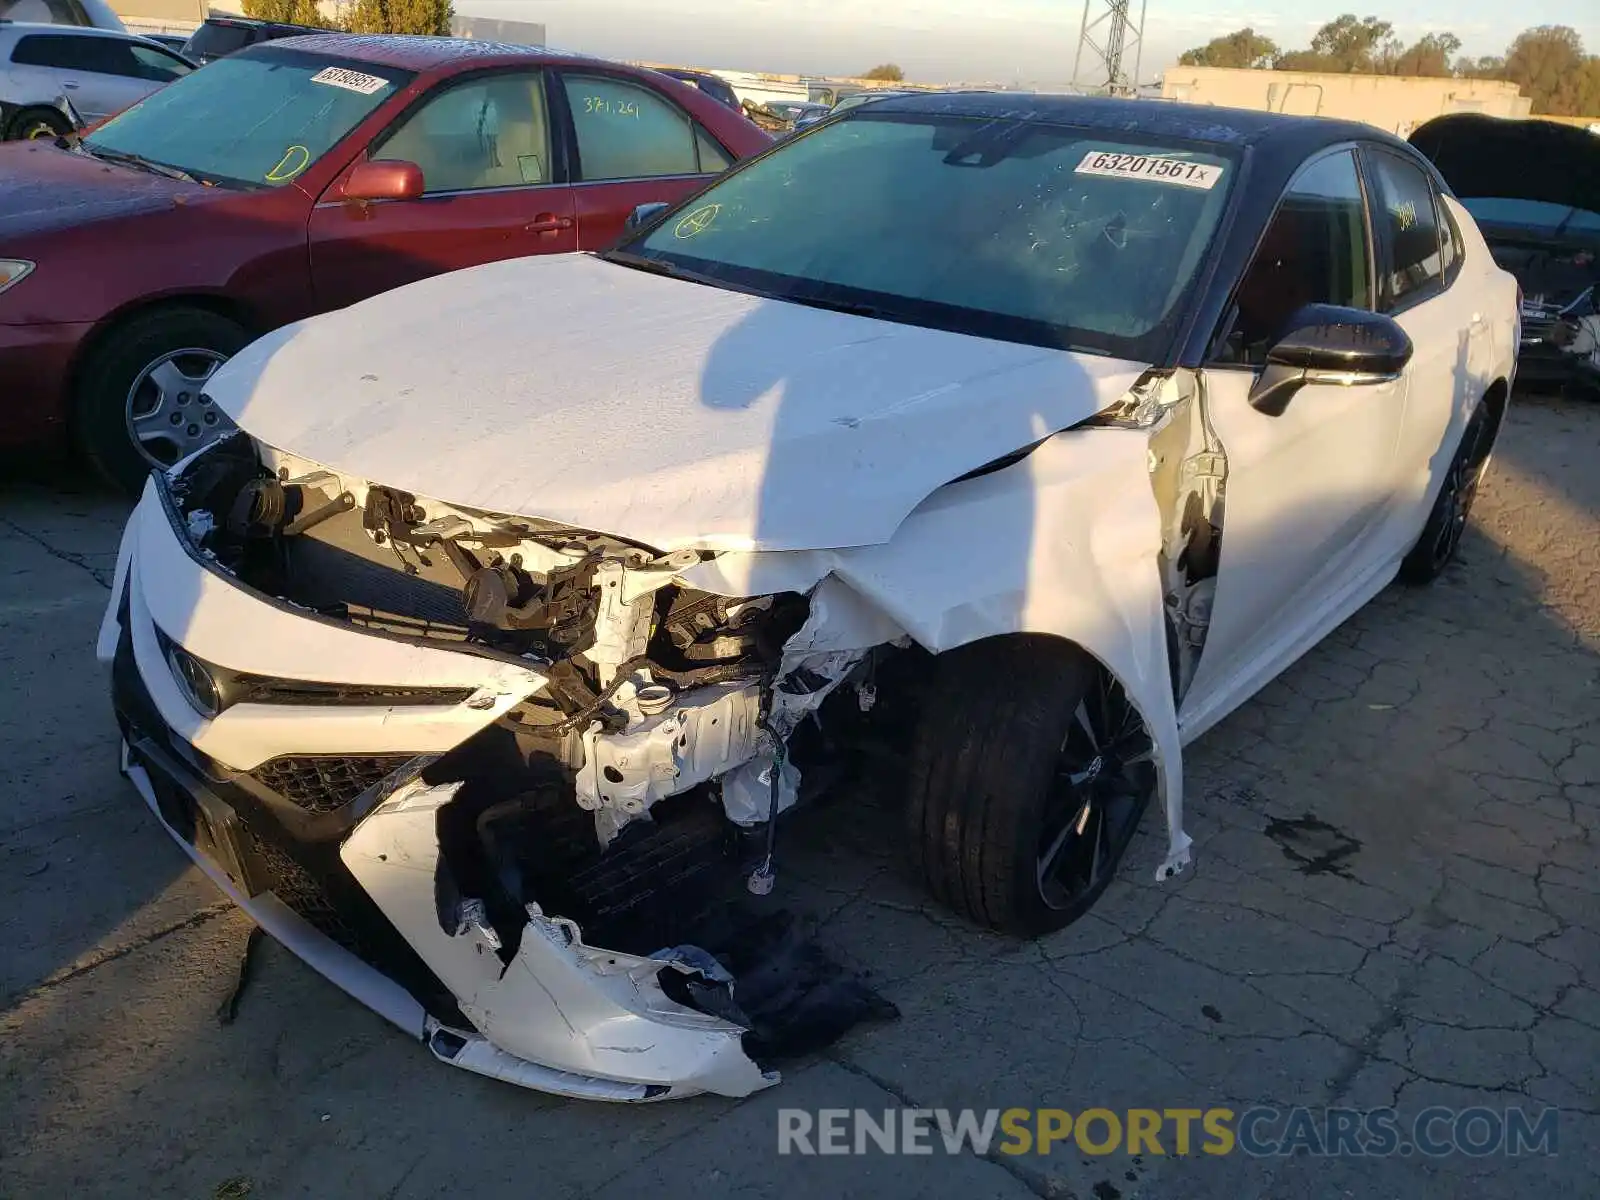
[65,294,259,423]
[1481,378,1510,437]
[4,103,68,133]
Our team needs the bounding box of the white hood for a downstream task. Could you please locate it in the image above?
[209,253,1148,552]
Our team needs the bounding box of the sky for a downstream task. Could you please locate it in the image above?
[459,0,1600,87]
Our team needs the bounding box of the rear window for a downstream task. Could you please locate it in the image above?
[182,21,256,59]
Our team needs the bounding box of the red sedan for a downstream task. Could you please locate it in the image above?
[0,34,770,489]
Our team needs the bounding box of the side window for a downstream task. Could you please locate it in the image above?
[695,127,733,172]
[1220,149,1372,364]
[376,72,552,194]
[127,43,193,83]
[562,74,704,181]
[10,34,99,70]
[1367,151,1445,309]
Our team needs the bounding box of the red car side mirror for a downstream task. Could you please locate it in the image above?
[345,159,424,202]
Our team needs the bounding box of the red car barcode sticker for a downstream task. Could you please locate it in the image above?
[310,67,389,95]
[1075,151,1224,190]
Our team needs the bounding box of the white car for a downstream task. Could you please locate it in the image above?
[100,94,1519,1101]
[0,22,193,139]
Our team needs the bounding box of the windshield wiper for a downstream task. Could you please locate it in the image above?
[599,250,735,291]
[79,144,196,184]
[786,294,894,320]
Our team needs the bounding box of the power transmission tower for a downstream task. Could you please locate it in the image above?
[1071,0,1148,95]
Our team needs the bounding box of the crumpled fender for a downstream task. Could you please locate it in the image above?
[681,425,1193,880]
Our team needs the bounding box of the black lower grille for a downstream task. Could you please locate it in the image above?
[250,754,415,813]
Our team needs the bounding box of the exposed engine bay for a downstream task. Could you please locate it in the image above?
[162,434,918,1042]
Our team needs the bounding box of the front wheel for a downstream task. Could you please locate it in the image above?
[904,636,1155,937]
[1398,398,1499,585]
[72,307,248,493]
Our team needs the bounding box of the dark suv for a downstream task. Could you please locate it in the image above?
[653,67,741,112]
[179,15,321,64]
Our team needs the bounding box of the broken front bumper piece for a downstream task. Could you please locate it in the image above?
[345,777,774,1098]
[100,480,793,1101]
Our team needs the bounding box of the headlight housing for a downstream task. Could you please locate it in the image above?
[0,260,35,296]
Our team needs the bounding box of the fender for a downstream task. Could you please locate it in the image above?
[681,416,1196,881]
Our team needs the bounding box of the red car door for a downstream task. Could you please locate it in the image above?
[556,69,740,252]
[307,68,576,310]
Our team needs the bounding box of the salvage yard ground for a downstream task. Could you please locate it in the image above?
[2,390,1597,1200]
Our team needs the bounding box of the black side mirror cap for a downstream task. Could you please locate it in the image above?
[1249,304,1414,416]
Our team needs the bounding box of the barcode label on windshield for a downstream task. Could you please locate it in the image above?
[310,67,389,95]
[1075,152,1224,190]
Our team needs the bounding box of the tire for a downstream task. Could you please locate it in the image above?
[1398,397,1499,585]
[905,635,1156,938]
[73,306,249,494]
[5,106,70,141]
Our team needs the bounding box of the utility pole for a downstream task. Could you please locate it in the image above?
[1071,0,1148,95]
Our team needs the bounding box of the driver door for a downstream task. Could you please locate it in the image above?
[308,68,576,310]
[1179,147,1410,733]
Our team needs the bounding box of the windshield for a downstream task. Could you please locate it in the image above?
[834,93,888,112]
[82,46,411,189]
[620,113,1237,358]
[181,21,255,58]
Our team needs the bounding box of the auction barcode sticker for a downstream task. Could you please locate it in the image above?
[1075,151,1224,190]
[310,66,390,95]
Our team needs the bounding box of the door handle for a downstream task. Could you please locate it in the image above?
[525,214,573,235]
[62,80,80,89]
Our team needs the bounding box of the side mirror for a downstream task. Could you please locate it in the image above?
[625,202,670,233]
[53,93,85,133]
[1248,304,1414,417]
[345,159,424,203]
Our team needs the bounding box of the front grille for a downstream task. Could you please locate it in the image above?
[249,754,415,813]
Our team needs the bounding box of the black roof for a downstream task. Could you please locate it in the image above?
[871,92,1405,157]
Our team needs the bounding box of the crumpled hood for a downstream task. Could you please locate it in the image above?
[0,140,211,238]
[209,253,1148,552]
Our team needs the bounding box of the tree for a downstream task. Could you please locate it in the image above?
[1304,14,1397,72]
[1273,49,1329,72]
[1177,28,1279,69]
[241,0,333,26]
[1389,32,1461,77]
[862,64,904,81]
[1501,26,1593,114]
[346,0,453,36]
[1454,54,1506,79]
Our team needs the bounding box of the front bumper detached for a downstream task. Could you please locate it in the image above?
[102,481,779,1101]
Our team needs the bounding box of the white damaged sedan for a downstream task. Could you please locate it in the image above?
[100,93,1518,1099]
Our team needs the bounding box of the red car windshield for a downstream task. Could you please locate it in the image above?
[82,46,412,190]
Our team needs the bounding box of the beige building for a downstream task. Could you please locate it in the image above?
[1158,66,1531,137]
[111,0,244,37]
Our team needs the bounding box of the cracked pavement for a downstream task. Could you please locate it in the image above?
[2,392,1596,1199]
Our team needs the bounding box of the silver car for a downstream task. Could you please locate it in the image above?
[0,22,194,140]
